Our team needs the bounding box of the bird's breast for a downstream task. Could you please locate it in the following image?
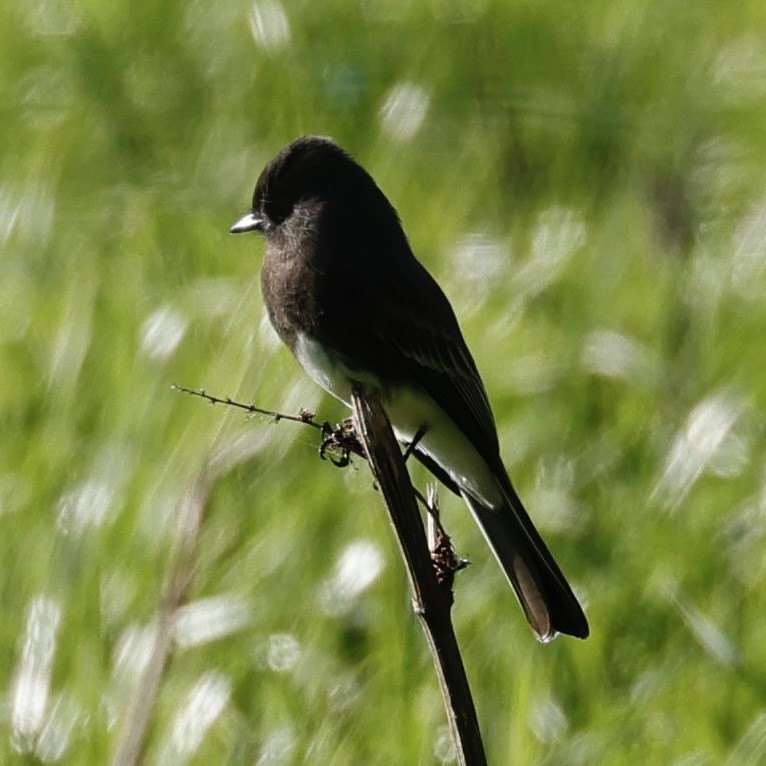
[261,239,324,346]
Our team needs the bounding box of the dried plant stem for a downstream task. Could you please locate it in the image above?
[351,386,486,766]
[110,467,214,766]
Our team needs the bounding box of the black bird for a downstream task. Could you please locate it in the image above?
[231,136,588,641]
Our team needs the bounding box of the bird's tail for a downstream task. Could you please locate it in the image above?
[463,485,588,642]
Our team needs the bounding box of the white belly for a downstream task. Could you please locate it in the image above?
[294,333,504,509]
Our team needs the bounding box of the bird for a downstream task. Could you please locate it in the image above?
[230,135,588,641]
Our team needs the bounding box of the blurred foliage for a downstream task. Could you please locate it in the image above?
[3,0,766,763]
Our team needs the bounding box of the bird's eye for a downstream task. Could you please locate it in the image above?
[261,186,295,225]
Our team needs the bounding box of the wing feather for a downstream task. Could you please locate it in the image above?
[371,262,501,465]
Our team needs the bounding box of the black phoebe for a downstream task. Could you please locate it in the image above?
[231,136,588,641]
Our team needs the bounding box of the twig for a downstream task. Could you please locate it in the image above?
[426,486,470,592]
[170,384,322,429]
[171,385,366,467]
[350,386,486,766]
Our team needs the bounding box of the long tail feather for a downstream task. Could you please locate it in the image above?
[462,489,589,642]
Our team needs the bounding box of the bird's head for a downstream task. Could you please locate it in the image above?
[230,135,398,236]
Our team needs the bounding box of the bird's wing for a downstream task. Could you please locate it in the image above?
[370,259,501,464]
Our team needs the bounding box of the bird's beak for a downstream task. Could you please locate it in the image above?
[230,213,265,233]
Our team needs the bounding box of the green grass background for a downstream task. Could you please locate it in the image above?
[3,0,766,763]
